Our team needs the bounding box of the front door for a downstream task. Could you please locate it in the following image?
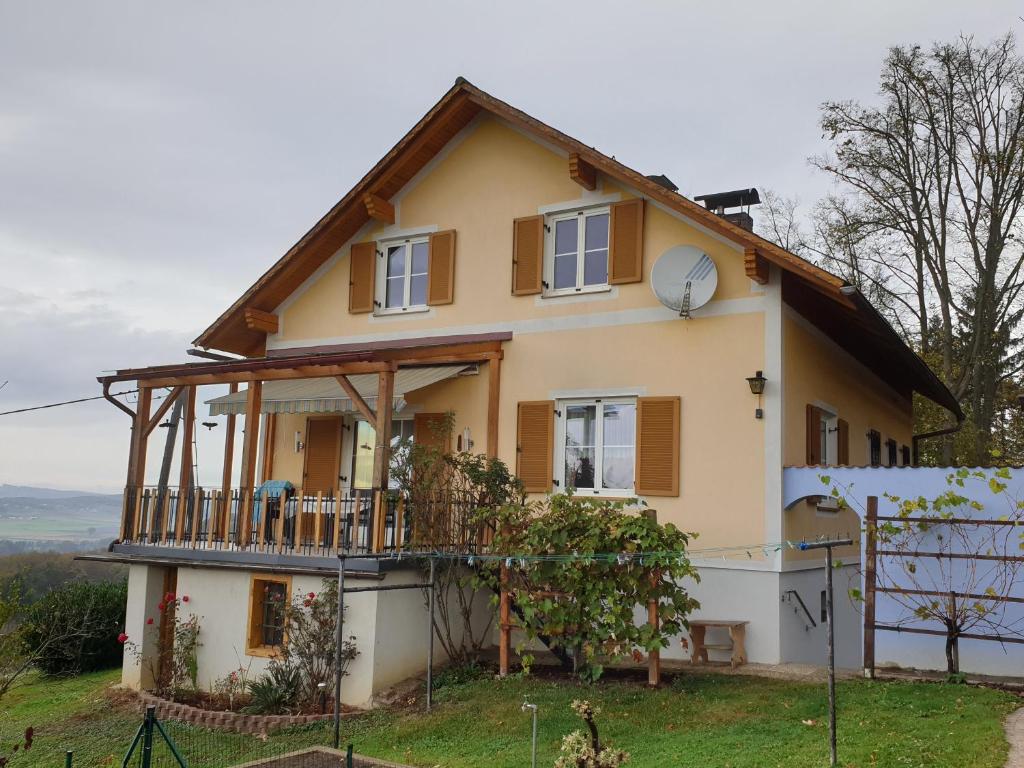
[303,416,342,493]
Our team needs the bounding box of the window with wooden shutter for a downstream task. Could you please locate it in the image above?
[303,416,342,493]
[414,412,452,453]
[512,216,544,295]
[867,429,882,467]
[805,404,823,465]
[427,230,456,305]
[886,438,898,467]
[348,241,376,313]
[517,401,553,492]
[901,444,911,466]
[246,574,291,655]
[609,198,645,284]
[836,418,850,466]
[634,396,680,497]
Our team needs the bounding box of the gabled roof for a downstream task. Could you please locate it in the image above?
[192,78,960,419]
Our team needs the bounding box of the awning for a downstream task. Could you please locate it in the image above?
[205,365,470,416]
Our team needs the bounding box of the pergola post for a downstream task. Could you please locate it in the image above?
[220,382,238,539]
[175,385,197,543]
[238,381,263,547]
[486,352,501,458]
[121,388,152,539]
[371,367,395,489]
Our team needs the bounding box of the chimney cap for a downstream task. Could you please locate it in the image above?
[694,188,761,210]
[646,174,678,192]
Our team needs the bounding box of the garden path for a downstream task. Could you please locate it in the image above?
[1006,707,1024,768]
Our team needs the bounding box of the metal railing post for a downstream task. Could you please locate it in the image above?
[141,705,155,768]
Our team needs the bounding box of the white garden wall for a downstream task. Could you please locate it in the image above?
[784,466,1024,677]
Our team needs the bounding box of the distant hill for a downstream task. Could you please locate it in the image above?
[0,484,113,499]
[0,490,121,544]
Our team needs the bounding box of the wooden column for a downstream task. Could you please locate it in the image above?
[120,388,148,540]
[238,381,263,548]
[220,382,238,539]
[174,386,197,543]
[499,562,511,677]
[863,495,878,679]
[260,413,277,483]
[644,509,660,686]
[486,353,502,458]
[371,368,395,489]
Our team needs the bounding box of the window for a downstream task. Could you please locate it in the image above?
[901,444,912,466]
[377,238,429,313]
[867,430,881,467]
[247,575,291,654]
[557,398,636,495]
[886,438,898,467]
[350,418,414,490]
[817,409,838,466]
[545,208,610,295]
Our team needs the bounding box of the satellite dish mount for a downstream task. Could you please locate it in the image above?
[651,246,718,318]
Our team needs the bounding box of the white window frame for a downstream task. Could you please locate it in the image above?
[554,396,636,498]
[819,409,838,467]
[543,206,611,297]
[375,235,430,315]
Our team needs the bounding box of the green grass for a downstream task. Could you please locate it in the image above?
[1,668,1018,767]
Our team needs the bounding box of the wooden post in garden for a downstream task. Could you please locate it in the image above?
[499,558,511,677]
[863,496,877,679]
[644,509,660,686]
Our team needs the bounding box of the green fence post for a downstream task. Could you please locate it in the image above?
[346,744,354,768]
[65,750,73,768]
[141,705,156,768]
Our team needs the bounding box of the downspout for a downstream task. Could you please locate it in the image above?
[911,417,963,466]
[103,381,136,419]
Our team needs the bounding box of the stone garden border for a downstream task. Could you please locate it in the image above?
[136,690,357,735]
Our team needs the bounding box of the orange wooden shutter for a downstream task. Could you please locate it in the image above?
[414,412,452,452]
[348,241,377,313]
[427,230,456,305]
[512,216,544,295]
[516,401,553,492]
[805,405,823,465]
[609,198,645,284]
[303,417,342,492]
[836,418,849,466]
[634,396,680,496]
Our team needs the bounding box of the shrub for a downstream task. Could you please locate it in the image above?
[20,580,127,675]
[244,660,302,714]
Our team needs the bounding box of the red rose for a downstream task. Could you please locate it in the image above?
[182,595,190,603]
[164,592,175,602]
[307,592,316,599]
[303,600,312,607]
[146,617,154,625]
[157,602,166,612]
[117,632,129,644]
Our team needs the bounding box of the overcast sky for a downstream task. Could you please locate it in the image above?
[1,1,1021,493]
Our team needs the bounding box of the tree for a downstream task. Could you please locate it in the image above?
[808,34,1024,464]
[828,468,1024,674]
[479,493,700,682]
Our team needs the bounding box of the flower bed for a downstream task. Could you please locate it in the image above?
[135,690,355,735]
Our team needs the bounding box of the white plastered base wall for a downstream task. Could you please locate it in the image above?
[122,563,494,708]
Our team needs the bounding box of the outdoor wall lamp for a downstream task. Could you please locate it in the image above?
[746,370,766,419]
[294,431,304,453]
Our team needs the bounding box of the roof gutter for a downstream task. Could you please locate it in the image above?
[911,418,964,466]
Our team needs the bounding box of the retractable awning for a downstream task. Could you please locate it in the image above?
[205,365,470,416]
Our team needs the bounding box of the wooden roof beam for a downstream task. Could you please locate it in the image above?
[335,375,376,424]
[363,192,395,225]
[569,152,597,191]
[244,308,279,334]
[744,247,769,285]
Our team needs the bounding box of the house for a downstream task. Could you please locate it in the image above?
[89,78,960,704]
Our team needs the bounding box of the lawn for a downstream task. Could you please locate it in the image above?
[1,667,1018,768]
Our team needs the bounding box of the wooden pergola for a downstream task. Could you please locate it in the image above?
[99,333,508,546]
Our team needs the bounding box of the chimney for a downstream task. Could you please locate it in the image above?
[694,188,760,232]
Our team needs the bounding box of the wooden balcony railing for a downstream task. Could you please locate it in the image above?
[118,486,493,557]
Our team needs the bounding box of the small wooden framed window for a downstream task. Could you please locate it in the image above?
[246,574,291,656]
[867,430,882,467]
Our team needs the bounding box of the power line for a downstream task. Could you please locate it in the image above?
[0,388,157,417]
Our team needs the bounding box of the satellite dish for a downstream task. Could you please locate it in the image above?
[651,246,718,317]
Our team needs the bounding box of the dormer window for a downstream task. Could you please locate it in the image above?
[545,208,610,295]
[378,237,429,313]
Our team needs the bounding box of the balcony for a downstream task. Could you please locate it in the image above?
[117,485,492,562]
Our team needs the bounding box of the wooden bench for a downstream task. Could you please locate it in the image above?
[689,620,749,668]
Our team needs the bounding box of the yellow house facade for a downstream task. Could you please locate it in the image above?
[94,80,960,698]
